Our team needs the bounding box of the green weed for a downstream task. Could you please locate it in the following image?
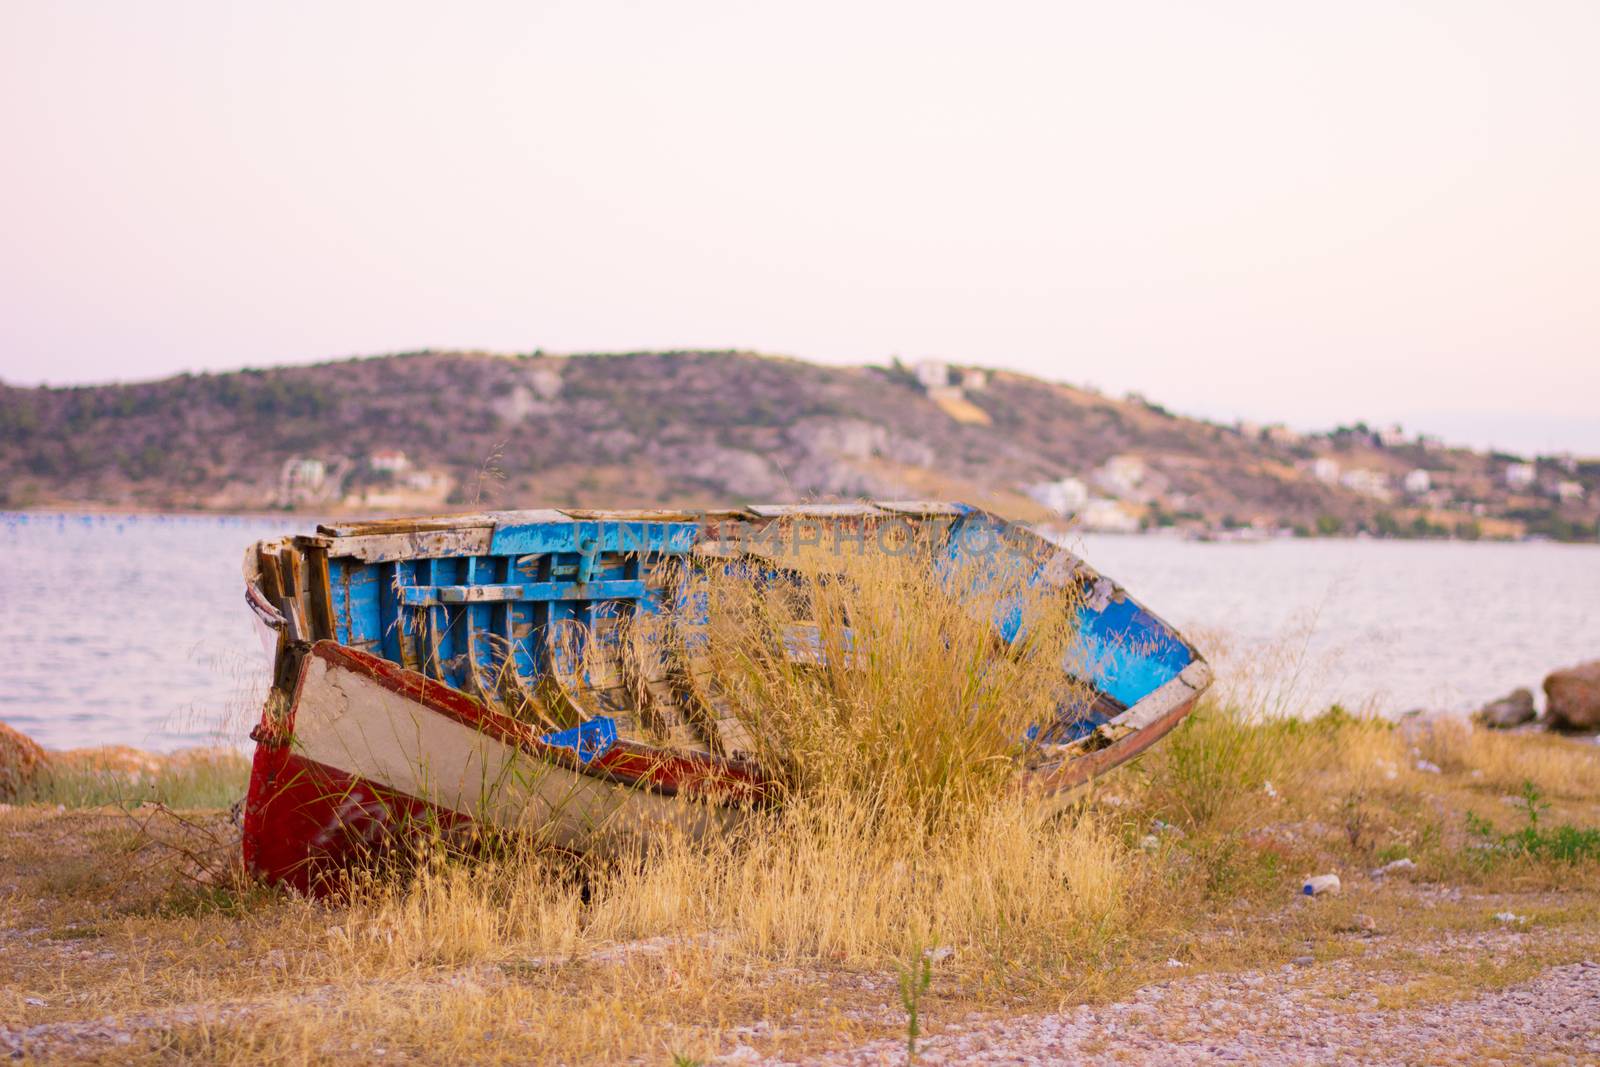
[1465,780,1600,866]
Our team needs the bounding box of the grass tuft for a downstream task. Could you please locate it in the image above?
[16,746,250,809]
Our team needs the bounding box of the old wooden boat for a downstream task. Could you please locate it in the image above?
[241,502,1211,892]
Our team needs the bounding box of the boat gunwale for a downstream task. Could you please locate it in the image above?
[270,639,1206,816]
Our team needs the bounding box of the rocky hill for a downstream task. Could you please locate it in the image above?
[1,350,1596,540]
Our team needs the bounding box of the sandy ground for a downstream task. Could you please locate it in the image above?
[809,951,1599,1066]
[12,908,1594,1064]
[5,794,1600,1064]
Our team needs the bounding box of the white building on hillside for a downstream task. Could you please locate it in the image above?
[279,456,328,506]
[1079,498,1142,533]
[914,360,951,390]
[371,449,410,473]
[1340,468,1393,501]
[1026,477,1089,516]
[1378,424,1409,448]
[1094,454,1148,497]
[1505,463,1537,490]
[1403,469,1432,495]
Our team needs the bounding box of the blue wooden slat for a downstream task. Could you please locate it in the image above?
[488,520,699,557]
[466,556,498,689]
[377,559,404,664]
[342,563,383,650]
[398,579,648,606]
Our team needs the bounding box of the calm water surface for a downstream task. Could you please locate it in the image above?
[1075,532,1600,718]
[1,513,1596,750]
[1,513,311,750]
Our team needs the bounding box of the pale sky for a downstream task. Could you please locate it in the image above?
[2,1,1597,453]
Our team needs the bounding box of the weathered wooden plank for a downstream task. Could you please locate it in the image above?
[315,513,502,538]
[277,546,307,643]
[323,528,494,564]
[256,547,285,610]
[745,503,888,518]
[875,500,971,516]
[560,507,749,524]
[304,545,337,642]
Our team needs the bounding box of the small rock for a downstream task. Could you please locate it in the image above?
[1291,955,1315,967]
[1414,759,1442,774]
[1473,688,1537,729]
[0,722,46,801]
[923,946,954,963]
[1374,858,1416,876]
[1493,912,1526,924]
[1165,958,1186,968]
[1543,661,1600,732]
[1139,835,1160,852]
[24,998,45,1007]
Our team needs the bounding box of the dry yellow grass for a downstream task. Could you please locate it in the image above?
[1409,715,1600,798]
[5,710,1598,1063]
[4,550,1599,1062]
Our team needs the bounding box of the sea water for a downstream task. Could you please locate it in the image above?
[1,512,1596,750]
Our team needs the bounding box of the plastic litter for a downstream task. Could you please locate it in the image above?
[540,716,619,764]
[1302,874,1341,897]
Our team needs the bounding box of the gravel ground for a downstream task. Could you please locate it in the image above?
[803,957,1600,1066]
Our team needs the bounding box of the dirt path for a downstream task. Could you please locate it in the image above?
[813,954,1600,1066]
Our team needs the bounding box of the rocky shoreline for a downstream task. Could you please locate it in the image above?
[1471,658,1600,734]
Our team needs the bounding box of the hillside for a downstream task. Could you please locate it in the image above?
[1,350,1596,540]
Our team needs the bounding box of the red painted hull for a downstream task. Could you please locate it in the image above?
[243,642,769,895]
